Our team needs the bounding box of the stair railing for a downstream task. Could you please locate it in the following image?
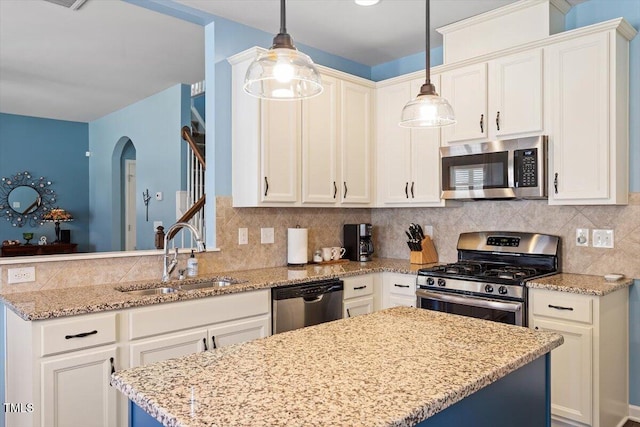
[174,126,206,243]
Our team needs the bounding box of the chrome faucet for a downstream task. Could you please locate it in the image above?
[162,222,205,282]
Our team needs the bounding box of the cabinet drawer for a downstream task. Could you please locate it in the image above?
[388,280,416,297]
[343,275,374,300]
[129,290,270,339]
[40,313,117,356]
[531,290,593,324]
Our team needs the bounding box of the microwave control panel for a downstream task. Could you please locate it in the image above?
[514,148,538,188]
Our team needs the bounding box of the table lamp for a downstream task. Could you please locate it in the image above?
[42,208,73,243]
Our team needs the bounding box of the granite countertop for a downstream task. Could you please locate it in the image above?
[526,273,634,296]
[0,258,429,321]
[111,307,563,427]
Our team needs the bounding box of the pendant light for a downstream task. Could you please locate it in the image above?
[244,0,323,100]
[399,0,455,127]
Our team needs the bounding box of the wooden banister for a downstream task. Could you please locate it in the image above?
[168,195,206,240]
[181,126,206,169]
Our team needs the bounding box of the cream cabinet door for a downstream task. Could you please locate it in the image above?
[489,49,544,139]
[41,347,118,427]
[208,315,270,349]
[532,318,593,425]
[340,81,372,204]
[546,32,611,203]
[441,62,488,144]
[302,75,339,204]
[129,329,207,367]
[344,296,374,318]
[260,99,300,203]
[376,82,412,203]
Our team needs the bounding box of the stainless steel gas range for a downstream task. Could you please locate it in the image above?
[416,231,560,326]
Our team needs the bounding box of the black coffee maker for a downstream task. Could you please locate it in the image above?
[343,224,374,262]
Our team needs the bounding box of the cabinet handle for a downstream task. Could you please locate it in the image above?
[346,308,352,318]
[404,182,409,198]
[548,304,573,311]
[353,285,367,290]
[534,326,539,330]
[410,182,415,198]
[264,177,269,197]
[394,284,410,288]
[110,357,115,375]
[211,336,217,349]
[333,181,337,199]
[553,173,558,194]
[496,111,500,131]
[65,330,98,339]
[203,337,208,351]
[479,114,484,133]
[343,182,348,199]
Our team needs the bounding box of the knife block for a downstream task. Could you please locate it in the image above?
[410,236,438,264]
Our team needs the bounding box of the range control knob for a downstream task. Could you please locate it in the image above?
[484,284,494,293]
[498,286,508,295]
[426,278,435,286]
[437,278,446,287]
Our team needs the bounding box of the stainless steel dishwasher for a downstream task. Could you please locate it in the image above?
[272,278,344,334]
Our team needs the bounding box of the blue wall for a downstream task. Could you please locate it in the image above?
[88,84,191,251]
[0,113,90,251]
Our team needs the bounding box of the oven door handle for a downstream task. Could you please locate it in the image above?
[416,289,522,313]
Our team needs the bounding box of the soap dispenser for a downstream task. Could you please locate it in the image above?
[187,249,198,277]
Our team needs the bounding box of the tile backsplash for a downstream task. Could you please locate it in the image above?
[1,194,639,293]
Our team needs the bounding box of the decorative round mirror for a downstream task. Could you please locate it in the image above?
[0,171,56,227]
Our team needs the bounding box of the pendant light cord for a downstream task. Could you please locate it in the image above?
[425,0,431,86]
[280,0,287,34]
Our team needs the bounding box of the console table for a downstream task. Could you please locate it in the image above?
[1,243,77,257]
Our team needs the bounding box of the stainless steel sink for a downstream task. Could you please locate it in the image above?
[178,280,237,291]
[120,287,178,296]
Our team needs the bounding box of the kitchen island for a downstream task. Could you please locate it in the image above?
[111,307,563,427]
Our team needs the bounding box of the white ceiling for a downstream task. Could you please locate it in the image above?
[0,0,581,123]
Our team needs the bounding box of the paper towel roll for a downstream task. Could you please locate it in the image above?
[287,227,308,265]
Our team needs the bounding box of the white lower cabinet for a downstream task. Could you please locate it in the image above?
[3,289,271,427]
[342,274,378,317]
[381,273,417,309]
[529,287,628,427]
[41,347,119,427]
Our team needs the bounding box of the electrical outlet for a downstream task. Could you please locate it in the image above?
[592,229,614,248]
[8,267,36,284]
[576,228,589,247]
[423,225,434,238]
[238,228,248,245]
[261,227,274,244]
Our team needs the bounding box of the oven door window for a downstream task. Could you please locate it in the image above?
[420,296,518,325]
[442,151,508,191]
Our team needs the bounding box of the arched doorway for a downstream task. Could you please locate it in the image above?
[112,137,136,251]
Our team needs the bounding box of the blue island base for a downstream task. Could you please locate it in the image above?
[130,354,550,427]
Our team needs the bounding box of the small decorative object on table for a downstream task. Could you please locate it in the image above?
[38,236,47,245]
[22,232,33,245]
[42,207,73,243]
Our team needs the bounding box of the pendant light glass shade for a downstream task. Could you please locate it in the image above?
[399,92,455,127]
[244,47,322,100]
[399,0,455,127]
[244,0,322,100]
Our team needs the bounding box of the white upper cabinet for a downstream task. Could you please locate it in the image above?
[339,81,373,205]
[229,47,373,207]
[441,62,489,143]
[302,75,339,204]
[376,76,444,207]
[546,23,633,205]
[489,49,544,138]
[441,49,544,145]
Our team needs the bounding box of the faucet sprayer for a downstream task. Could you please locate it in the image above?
[162,222,205,282]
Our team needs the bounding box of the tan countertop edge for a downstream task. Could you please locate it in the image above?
[110,307,564,427]
[526,272,634,296]
[0,259,427,321]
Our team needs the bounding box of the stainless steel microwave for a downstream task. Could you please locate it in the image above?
[440,136,548,200]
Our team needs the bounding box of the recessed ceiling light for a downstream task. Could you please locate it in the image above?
[355,0,380,6]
